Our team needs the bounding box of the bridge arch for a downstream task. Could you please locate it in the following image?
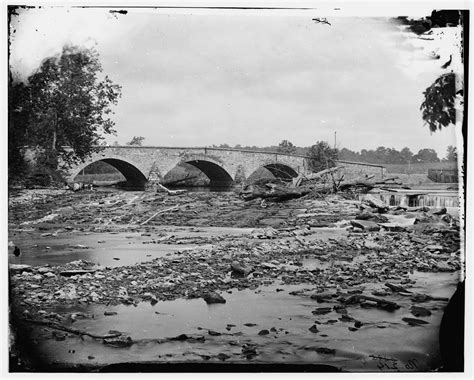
[247,161,299,183]
[165,154,234,187]
[263,163,298,180]
[70,158,148,189]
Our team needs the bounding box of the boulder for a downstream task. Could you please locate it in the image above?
[203,292,226,304]
[410,306,431,317]
[103,335,133,347]
[402,317,429,326]
[312,307,332,315]
[350,220,380,231]
[363,195,388,213]
[230,261,253,277]
[356,211,389,223]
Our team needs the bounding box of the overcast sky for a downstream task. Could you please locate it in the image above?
[9,6,462,158]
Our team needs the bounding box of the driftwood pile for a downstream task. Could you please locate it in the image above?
[240,166,403,202]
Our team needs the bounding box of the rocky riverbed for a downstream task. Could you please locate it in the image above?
[8,188,463,372]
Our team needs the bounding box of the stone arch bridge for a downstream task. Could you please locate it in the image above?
[67,146,312,189]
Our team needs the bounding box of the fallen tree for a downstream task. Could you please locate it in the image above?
[240,183,311,202]
[240,166,404,202]
[22,318,122,339]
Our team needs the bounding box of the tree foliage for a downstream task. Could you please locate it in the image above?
[395,11,463,134]
[277,140,297,154]
[306,141,339,173]
[420,73,457,132]
[126,136,145,146]
[412,148,440,163]
[444,145,458,161]
[9,45,122,172]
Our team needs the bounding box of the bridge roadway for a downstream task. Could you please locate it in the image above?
[66,146,386,189]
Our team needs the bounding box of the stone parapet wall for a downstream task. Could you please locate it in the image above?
[336,160,385,180]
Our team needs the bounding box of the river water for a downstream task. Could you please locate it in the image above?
[26,271,458,371]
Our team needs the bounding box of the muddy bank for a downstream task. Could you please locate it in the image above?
[8,188,463,371]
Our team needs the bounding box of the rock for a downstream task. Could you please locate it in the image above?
[432,207,447,215]
[333,305,347,314]
[60,269,96,277]
[258,329,270,336]
[364,240,382,250]
[54,206,74,216]
[168,334,205,343]
[244,323,257,327]
[410,306,431,317]
[310,293,334,302]
[356,211,389,223]
[57,284,77,300]
[230,261,253,277]
[103,335,133,347]
[363,195,388,212]
[312,307,332,315]
[208,330,221,336]
[242,343,258,358]
[350,220,380,231]
[309,347,336,355]
[52,332,67,341]
[372,290,389,297]
[70,244,89,249]
[426,245,444,251]
[89,292,100,302]
[117,287,128,297]
[203,292,226,304]
[410,294,432,303]
[339,314,355,322]
[104,311,118,316]
[308,325,319,333]
[402,317,429,326]
[436,262,455,272]
[216,353,230,361]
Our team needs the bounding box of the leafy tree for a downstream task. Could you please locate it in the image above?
[412,148,440,163]
[420,73,457,132]
[444,145,458,161]
[126,136,145,146]
[277,140,297,154]
[8,80,30,180]
[395,11,463,133]
[400,147,414,162]
[306,141,339,172]
[11,44,122,171]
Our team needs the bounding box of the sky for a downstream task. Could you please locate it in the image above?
[8,5,463,158]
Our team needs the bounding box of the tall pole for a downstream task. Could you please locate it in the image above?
[334,131,337,149]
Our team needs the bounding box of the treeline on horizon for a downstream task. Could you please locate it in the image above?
[211,143,458,165]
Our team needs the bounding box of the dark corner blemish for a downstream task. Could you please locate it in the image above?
[110,9,128,15]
